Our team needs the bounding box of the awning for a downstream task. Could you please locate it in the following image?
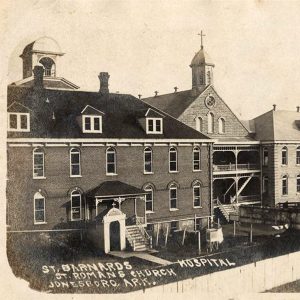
[86,181,147,199]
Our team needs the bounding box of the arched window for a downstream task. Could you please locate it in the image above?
[71,190,82,221]
[207,112,214,133]
[70,148,81,176]
[263,176,269,195]
[193,147,201,171]
[297,147,300,165]
[297,175,300,193]
[218,118,225,134]
[282,175,288,195]
[282,147,288,165]
[193,182,201,208]
[33,148,44,178]
[39,57,56,76]
[144,147,153,174]
[263,148,269,166]
[169,147,178,172]
[195,117,203,132]
[106,147,116,174]
[34,192,45,224]
[169,184,178,210]
[144,185,154,212]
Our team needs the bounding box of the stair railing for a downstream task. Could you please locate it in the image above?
[136,217,153,249]
[125,228,136,251]
[216,198,230,221]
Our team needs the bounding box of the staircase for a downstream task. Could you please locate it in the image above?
[126,226,150,252]
[216,198,238,222]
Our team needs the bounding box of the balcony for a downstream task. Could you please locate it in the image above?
[213,163,260,173]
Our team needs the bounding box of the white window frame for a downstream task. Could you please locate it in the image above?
[33,148,45,179]
[71,190,82,221]
[195,117,203,132]
[106,147,117,175]
[146,118,163,134]
[8,112,30,132]
[282,147,288,165]
[297,147,300,165]
[282,176,288,196]
[70,148,81,177]
[144,147,153,174]
[169,147,178,173]
[169,184,178,210]
[263,148,269,166]
[193,147,201,171]
[34,192,46,224]
[218,117,225,134]
[144,185,154,213]
[193,183,201,208]
[82,115,102,133]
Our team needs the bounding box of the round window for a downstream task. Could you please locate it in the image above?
[205,95,216,108]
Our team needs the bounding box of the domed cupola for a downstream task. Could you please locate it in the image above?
[20,36,64,79]
[190,31,215,91]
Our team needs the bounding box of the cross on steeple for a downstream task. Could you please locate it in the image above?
[198,30,206,50]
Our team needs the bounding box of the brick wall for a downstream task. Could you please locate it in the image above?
[7,144,211,231]
[178,86,249,138]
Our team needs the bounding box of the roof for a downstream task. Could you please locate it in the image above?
[190,48,214,66]
[10,76,79,90]
[7,85,210,140]
[21,37,63,56]
[142,88,207,118]
[86,181,147,198]
[253,110,300,141]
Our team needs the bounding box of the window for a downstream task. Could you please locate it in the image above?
[82,116,102,133]
[263,176,269,195]
[282,175,288,195]
[169,184,177,210]
[193,183,201,207]
[71,190,82,221]
[207,112,214,133]
[296,175,300,193]
[33,148,45,178]
[169,147,178,172]
[218,118,225,134]
[70,148,81,177]
[144,147,153,173]
[34,192,45,224]
[263,148,269,166]
[195,117,203,132]
[282,147,288,165]
[144,185,154,212]
[8,113,30,132]
[146,118,163,134]
[193,147,201,171]
[195,218,201,231]
[297,147,300,165]
[106,147,116,174]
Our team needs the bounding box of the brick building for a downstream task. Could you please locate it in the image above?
[7,37,214,252]
[143,38,261,221]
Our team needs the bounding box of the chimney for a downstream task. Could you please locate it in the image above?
[297,106,300,112]
[33,65,44,88]
[154,91,158,97]
[138,94,142,100]
[98,72,110,94]
[174,86,178,93]
[273,104,276,111]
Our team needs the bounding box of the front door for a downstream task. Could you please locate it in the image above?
[109,221,120,251]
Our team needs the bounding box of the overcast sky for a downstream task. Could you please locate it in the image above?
[2,0,300,119]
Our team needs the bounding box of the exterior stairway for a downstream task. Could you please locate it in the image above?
[216,199,238,222]
[125,226,150,252]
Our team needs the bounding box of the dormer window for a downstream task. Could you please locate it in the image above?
[82,115,102,133]
[146,118,163,134]
[8,112,30,132]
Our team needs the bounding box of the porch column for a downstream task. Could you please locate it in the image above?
[235,177,238,204]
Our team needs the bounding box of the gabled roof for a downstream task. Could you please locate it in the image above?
[10,76,79,90]
[81,105,105,115]
[253,110,300,141]
[86,181,147,198]
[7,101,31,113]
[7,85,210,140]
[142,86,208,118]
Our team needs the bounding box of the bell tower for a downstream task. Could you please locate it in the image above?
[190,31,215,92]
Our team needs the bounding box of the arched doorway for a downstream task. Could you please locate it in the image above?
[109,221,121,251]
[39,57,56,76]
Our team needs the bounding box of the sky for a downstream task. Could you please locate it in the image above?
[2,0,300,120]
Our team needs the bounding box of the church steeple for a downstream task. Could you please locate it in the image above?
[190,31,214,91]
